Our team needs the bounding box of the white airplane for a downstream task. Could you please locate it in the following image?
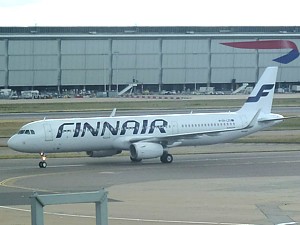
[8,67,284,168]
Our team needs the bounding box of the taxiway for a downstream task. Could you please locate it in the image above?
[1,149,300,225]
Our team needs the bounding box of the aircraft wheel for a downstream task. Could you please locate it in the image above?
[39,161,47,168]
[160,152,173,163]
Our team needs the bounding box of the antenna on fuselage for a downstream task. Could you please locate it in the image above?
[110,108,117,117]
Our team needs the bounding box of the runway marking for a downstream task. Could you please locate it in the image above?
[0,172,70,193]
[99,171,116,174]
[47,164,85,168]
[277,223,298,225]
[0,205,259,225]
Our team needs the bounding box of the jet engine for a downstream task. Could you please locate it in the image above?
[130,142,163,160]
[87,150,122,157]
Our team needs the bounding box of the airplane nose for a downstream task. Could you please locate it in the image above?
[7,135,21,151]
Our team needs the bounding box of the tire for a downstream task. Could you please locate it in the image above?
[160,152,173,163]
[39,161,47,168]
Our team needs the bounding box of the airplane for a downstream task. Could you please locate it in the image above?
[8,67,284,168]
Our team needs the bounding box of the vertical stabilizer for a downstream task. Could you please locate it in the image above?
[238,67,278,114]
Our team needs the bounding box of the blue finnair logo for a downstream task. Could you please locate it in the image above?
[247,84,274,103]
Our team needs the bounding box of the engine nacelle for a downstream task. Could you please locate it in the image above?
[130,142,163,160]
[87,150,122,157]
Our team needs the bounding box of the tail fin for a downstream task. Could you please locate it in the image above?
[238,67,278,114]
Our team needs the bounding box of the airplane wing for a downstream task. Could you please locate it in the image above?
[128,126,244,144]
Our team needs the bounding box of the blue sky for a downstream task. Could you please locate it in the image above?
[0,0,298,26]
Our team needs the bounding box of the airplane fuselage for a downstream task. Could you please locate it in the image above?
[9,111,279,154]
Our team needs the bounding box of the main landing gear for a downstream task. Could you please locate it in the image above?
[160,151,173,164]
[39,152,47,168]
[129,151,174,164]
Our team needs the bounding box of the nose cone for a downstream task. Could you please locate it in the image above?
[7,135,22,151]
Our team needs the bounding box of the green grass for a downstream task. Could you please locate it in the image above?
[1,97,300,113]
[1,98,299,113]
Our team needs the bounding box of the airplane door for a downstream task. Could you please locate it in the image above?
[171,121,178,135]
[43,124,53,141]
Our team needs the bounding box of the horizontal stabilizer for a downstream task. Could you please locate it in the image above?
[258,115,298,122]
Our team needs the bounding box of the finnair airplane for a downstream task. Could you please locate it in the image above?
[8,67,284,168]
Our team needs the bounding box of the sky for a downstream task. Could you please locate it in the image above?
[0,0,298,27]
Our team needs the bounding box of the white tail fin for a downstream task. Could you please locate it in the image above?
[238,67,278,114]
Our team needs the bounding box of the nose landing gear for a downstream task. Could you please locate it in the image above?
[39,152,47,168]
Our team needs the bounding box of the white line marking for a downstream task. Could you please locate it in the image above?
[277,222,298,225]
[47,164,85,168]
[0,205,258,225]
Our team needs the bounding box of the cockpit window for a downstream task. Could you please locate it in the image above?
[18,129,35,135]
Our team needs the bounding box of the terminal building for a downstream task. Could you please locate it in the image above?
[0,26,300,95]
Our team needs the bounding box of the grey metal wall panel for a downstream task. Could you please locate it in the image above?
[113,69,160,84]
[34,56,58,70]
[86,70,110,85]
[186,54,209,68]
[61,40,85,54]
[33,40,58,55]
[162,55,185,68]
[163,69,208,84]
[61,55,85,69]
[136,40,160,53]
[112,55,136,69]
[33,71,58,86]
[186,69,209,83]
[9,40,33,55]
[211,68,256,83]
[185,40,209,53]
[162,69,185,83]
[136,69,160,83]
[112,69,136,84]
[9,71,33,86]
[0,71,5,86]
[0,41,6,55]
[9,56,33,70]
[212,53,256,67]
[86,40,110,54]
[136,55,159,68]
[112,40,136,54]
[162,40,185,53]
[279,67,300,82]
[0,56,6,70]
[61,70,85,85]
[86,55,109,69]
